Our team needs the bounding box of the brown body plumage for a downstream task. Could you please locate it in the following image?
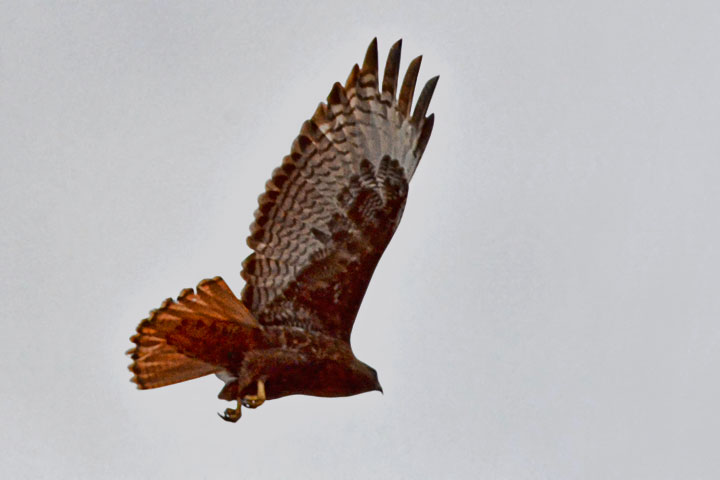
[128,38,437,421]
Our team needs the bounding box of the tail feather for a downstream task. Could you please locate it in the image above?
[128,276,257,390]
[128,337,219,389]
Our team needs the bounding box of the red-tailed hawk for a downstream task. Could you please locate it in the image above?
[128,39,437,422]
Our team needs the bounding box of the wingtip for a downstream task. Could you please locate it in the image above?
[311,102,327,124]
[362,38,379,79]
[382,39,403,97]
[345,64,360,90]
[412,75,439,125]
[414,112,435,160]
[398,55,423,116]
[327,81,348,106]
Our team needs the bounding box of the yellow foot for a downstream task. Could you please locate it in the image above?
[241,379,266,409]
[218,400,241,422]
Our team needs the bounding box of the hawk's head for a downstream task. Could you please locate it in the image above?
[352,360,383,395]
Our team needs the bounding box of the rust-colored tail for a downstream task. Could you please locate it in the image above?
[127,276,259,389]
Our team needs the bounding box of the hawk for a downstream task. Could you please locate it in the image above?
[128,39,437,422]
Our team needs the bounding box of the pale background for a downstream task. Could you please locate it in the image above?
[2,1,720,478]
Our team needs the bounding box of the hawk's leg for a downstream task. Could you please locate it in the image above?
[218,400,242,423]
[241,379,266,409]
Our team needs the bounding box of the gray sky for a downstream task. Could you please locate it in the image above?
[2,1,720,478]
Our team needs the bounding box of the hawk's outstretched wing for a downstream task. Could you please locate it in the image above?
[241,39,437,342]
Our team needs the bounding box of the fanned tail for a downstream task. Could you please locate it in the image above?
[128,276,259,389]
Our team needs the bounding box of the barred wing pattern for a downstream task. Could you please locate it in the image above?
[241,39,437,342]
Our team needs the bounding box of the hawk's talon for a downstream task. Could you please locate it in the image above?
[218,401,241,422]
[242,379,266,409]
[242,397,264,409]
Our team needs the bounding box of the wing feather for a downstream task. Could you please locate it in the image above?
[382,40,402,97]
[241,39,437,341]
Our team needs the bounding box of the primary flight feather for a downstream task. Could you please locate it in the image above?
[128,38,438,422]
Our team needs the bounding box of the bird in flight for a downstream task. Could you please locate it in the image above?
[128,38,438,422]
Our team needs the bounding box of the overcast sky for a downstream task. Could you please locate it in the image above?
[2,1,720,478]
